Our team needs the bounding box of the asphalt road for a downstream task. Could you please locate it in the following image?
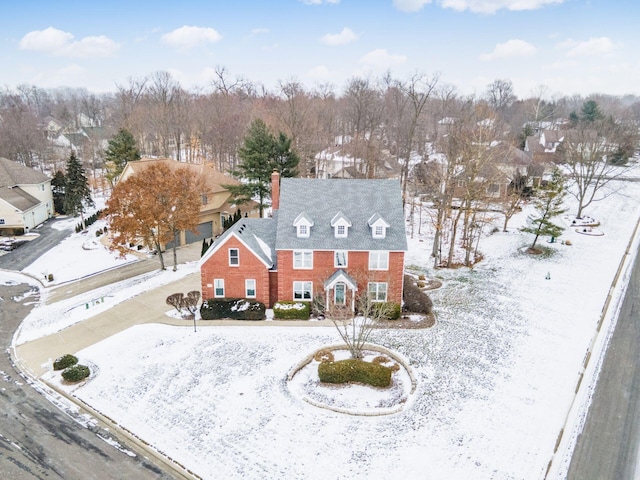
[567,244,640,479]
[0,219,71,272]
[0,281,175,480]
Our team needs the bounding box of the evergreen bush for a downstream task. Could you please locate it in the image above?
[372,302,401,320]
[273,301,310,320]
[200,298,265,320]
[62,364,90,383]
[53,354,78,371]
[403,275,433,314]
[318,359,392,388]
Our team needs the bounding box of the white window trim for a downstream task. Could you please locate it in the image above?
[229,248,240,266]
[297,224,309,238]
[334,250,348,268]
[373,224,385,238]
[368,282,388,302]
[335,224,347,238]
[293,281,313,301]
[368,251,389,271]
[245,279,256,298]
[214,279,225,298]
[293,250,313,269]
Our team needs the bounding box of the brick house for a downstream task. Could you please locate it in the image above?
[199,172,407,312]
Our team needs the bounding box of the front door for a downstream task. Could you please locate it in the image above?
[334,282,346,305]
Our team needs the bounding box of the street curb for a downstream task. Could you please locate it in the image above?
[545,207,640,479]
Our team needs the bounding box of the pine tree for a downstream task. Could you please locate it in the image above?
[226,119,299,217]
[105,128,141,187]
[51,170,67,215]
[63,153,94,230]
[521,168,567,251]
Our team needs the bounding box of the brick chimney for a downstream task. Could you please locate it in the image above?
[271,170,281,211]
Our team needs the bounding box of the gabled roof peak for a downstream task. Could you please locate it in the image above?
[331,211,352,227]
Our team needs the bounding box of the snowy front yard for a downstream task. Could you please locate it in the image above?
[16,177,640,479]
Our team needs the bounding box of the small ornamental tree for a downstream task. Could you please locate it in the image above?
[328,293,392,360]
[521,168,567,251]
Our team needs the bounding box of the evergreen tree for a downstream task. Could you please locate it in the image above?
[63,152,94,230]
[105,128,140,187]
[226,119,299,217]
[521,168,567,251]
[51,170,67,215]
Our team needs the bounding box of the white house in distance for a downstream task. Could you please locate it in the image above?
[0,157,54,235]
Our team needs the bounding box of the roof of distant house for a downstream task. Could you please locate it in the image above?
[0,157,50,187]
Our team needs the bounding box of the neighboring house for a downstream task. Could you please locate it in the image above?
[118,158,258,246]
[0,157,54,235]
[200,172,407,311]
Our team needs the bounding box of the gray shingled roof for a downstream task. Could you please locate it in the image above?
[0,186,40,212]
[0,157,50,187]
[202,215,277,269]
[275,178,407,252]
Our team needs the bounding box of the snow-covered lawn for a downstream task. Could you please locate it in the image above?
[10,176,640,479]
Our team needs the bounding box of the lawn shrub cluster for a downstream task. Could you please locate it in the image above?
[62,364,90,383]
[372,302,402,320]
[313,349,335,363]
[53,354,78,371]
[318,359,392,388]
[273,301,310,320]
[75,210,104,233]
[200,298,265,320]
[403,275,433,314]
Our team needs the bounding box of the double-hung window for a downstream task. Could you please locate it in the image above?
[334,250,348,268]
[229,248,239,266]
[293,250,313,269]
[214,279,225,297]
[368,282,388,302]
[245,279,256,298]
[293,281,313,301]
[368,251,389,270]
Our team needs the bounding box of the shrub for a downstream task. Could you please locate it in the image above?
[273,301,310,320]
[313,349,335,363]
[62,364,90,383]
[372,302,401,320]
[318,359,392,388]
[95,229,102,237]
[403,275,433,314]
[200,298,265,320]
[53,354,78,371]
[47,273,54,282]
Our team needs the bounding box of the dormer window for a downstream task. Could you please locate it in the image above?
[331,212,351,238]
[368,213,390,239]
[293,212,314,238]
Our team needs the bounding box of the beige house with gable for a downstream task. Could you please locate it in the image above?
[0,157,54,235]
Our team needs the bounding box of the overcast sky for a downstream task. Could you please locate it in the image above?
[1,0,638,99]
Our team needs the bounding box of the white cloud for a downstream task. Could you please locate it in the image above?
[359,49,407,68]
[557,37,619,57]
[393,0,565,14]
[480,39,537,61]
[161,26,222,49]
[307,65,332,79]
[393,0,433,12]
[19,27,119,58]
[251,28,270,35]
[321,28,358,46]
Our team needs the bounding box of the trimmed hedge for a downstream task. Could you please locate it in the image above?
[53,354,78,371]
[273,301,310,320]
[373,302,402,320]
[200,298,265,320]
[62,364,90,383]
[318,359,392,388]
